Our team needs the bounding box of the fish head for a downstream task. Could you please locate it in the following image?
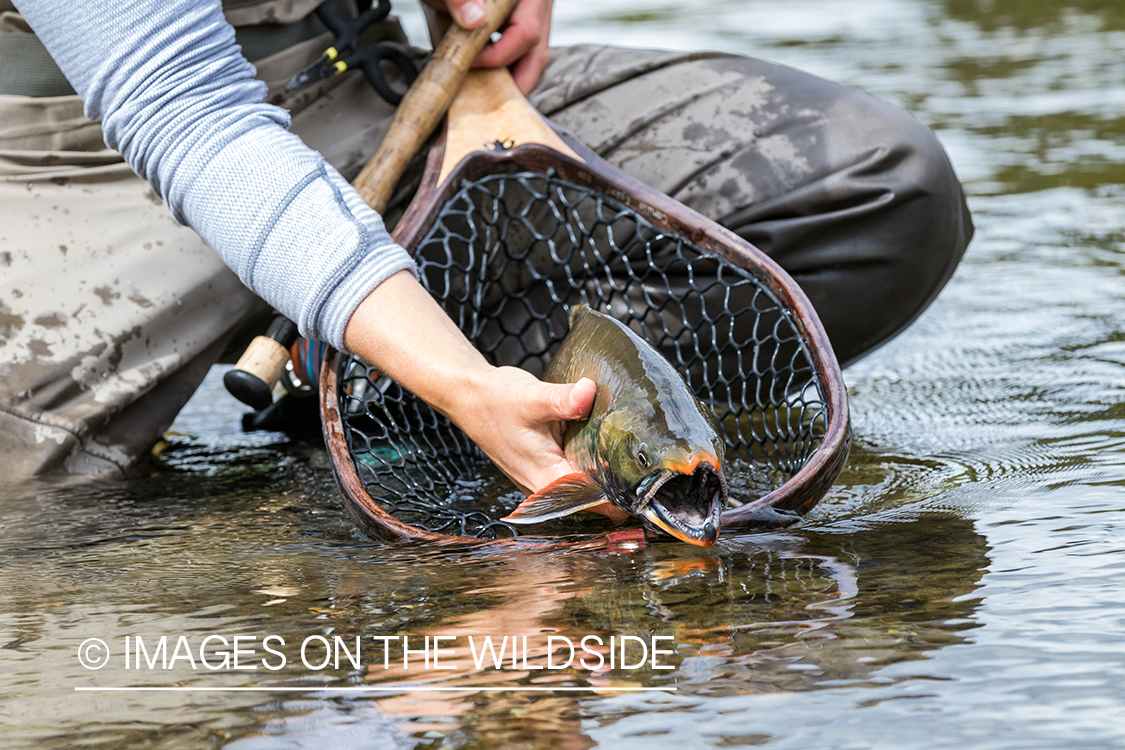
[597,411,728,547]
[634,450,728,547]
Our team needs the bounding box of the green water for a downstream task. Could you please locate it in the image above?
[2,0,1124,747]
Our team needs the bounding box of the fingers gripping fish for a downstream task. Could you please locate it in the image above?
[501,306,729,546]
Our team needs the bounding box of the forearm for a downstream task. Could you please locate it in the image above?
[343,270,492,420]
[344,271,596,495]
[14,0,414,349]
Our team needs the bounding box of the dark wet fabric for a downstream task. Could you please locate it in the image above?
[531,46,973,367]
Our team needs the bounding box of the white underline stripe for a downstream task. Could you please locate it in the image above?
[75,686,675,692]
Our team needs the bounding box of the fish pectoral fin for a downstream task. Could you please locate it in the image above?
[501,474,609,524]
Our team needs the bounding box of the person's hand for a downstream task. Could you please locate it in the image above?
[423,0,554,94]
[343,271,595,495]
[454,365,596,494]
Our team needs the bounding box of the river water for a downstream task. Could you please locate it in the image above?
[2,0,1123,747]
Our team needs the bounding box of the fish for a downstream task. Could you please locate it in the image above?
[501,305,729,546]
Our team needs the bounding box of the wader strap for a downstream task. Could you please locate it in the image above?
[0,0,370,97]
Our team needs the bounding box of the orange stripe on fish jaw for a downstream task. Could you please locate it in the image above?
[642,511,680,539]
[662,453,721,477]
[587,501,632,523]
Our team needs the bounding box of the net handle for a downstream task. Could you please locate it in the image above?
[352,0,520,213]
[436,67,581,183]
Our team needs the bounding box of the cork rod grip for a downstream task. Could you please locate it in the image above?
[223,315,299,410]
[351,0,520,213]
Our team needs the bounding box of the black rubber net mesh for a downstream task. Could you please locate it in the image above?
[337,168,830,539]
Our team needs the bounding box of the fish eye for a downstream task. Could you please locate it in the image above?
[637,448,650,468]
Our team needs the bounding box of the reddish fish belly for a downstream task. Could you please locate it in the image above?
[584,502,633,523]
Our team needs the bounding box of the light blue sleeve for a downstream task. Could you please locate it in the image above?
[13,0,417,350]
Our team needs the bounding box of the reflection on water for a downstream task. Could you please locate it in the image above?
[2,0,1124,747]
[0,466,989,748]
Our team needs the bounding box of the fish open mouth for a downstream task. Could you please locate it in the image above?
[638,463,727,547]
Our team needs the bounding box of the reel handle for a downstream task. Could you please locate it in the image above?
[223,315,298,410]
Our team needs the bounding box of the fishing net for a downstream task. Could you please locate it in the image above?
[331,166,845,541]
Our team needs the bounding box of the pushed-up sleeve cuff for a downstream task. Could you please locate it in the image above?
[316,239,418,352]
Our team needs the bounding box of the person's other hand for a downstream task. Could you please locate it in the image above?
[423,0,554,94]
